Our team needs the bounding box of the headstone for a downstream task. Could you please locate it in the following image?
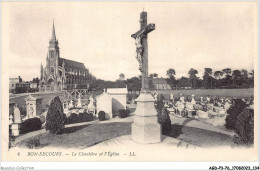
[191,94,196,105]
[180,96,185,103]
[69,100,74,109]
[13,104,22,123]
[206,96,210,103]
[77,94,82,108]
[200,96,203,103]
[170,92,174,101]
[131,11,161,144]
[88,95,96,115]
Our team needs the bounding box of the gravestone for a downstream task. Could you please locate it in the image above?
[77,94,82,108]
[11,104,22,136]
[200,96,203,103]
[170,92,174,101]
[87,95,96,115]
[131,11,161,144]
[14,104,22,123]
[206,96,210,103]
[25,95,43,118]
[191,94,196,104]
[69,100,74,109]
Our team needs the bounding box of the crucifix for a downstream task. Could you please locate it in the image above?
[131,11,155,92]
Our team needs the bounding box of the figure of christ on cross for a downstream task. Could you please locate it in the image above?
[131,11,155,93]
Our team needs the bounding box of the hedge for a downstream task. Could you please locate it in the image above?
[225,99,248,130]
[20,117,42,134]
[65,112,93,125]
[157,107,172,135]
[118,109,129,118]
[233,108,254,146]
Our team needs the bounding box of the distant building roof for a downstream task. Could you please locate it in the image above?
[151,78,167,84]
[59,58,86,70]
[107,88,127,95]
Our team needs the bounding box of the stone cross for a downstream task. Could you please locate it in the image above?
[131,11,155,92]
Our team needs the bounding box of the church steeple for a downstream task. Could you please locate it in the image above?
[51,19,56,41]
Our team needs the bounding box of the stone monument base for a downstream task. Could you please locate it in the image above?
[131,93,161,144]
[11,123,20,136]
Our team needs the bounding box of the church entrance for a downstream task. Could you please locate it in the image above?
[48,79,55,91]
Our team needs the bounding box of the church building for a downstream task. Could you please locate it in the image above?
[40,22,90,91]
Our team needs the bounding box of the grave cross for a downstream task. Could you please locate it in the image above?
[131,11,155,92]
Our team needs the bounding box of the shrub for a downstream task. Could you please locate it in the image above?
[155,94,165,113]
[45,96,66,134]
[233,108,254,146]
[78,112,93,122]
[9,125,15,148]
[65,113,78,124]
[118,109,128,118]
[25,138,41,149]
[157,107,172,135]
[98,111,106,121]
[20,117,42,134]
[225,99,248,130]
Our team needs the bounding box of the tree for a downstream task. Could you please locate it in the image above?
[31,77,40,86]
[232,70,242,86]
[153,73,158,78]
[214,71,223,88]
[203,68,213,89]
[241,69,249,88]
[188,68,198,89]
[222,68,232,76]
[166,68,176,78]
[119,73,125,80]
[45,96,66,134]
[249,70,254,88]
[125,76,141,92]
[176,77,191,88]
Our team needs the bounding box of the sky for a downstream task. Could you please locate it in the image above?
[6,2,257,81]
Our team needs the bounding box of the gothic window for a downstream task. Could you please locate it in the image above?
[51,67,54,74]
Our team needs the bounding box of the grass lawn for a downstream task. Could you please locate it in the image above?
[155,88,254,100]
[16,122,131,149]
[16,120,236,149]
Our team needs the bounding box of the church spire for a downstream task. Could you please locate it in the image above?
[52,19,56,41]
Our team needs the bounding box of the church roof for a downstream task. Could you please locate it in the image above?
[151,78,167,84]
[59,58,86,70]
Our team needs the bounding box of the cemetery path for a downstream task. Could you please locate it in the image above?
[169,115,235,137]
[169,115,236,147]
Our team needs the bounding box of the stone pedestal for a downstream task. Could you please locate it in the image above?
[132,93,161,144]
[11,123,20,136]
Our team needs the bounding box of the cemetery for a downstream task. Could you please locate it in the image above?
[8,11,254,151]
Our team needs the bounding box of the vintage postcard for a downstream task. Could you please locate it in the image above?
[1,1,259,164]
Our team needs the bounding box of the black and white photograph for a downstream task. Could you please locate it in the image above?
[1,1,258,168]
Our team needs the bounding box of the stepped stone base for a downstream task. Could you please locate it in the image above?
[131,93,161,144]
